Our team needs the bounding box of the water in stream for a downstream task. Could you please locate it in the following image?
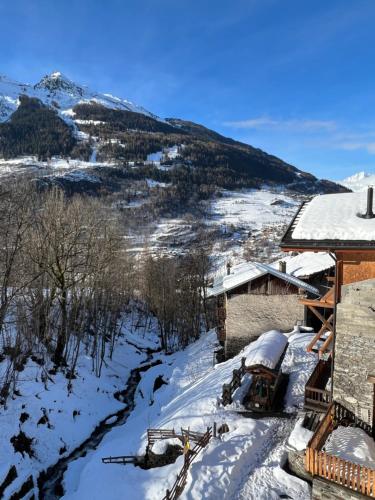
[38,354,161,499]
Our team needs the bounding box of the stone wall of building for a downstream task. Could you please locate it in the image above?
[224,294,304,358]
[333,278,375,426]
[312,477,367,499]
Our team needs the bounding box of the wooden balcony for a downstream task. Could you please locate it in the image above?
[304,359,332,412]
[305,401,375,497]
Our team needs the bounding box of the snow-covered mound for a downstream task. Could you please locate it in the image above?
[340,171,375,192]
[0,72,158,122]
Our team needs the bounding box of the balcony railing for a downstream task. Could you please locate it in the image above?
[305,401,375,497]
[304,359,332,411]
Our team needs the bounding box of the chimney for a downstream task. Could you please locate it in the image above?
[226,262,232,275]
[279,261,287,273]
[358,186,375,219]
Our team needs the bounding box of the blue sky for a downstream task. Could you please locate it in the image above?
[1,0,375,180]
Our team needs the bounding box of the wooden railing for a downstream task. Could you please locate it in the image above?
[305,448,375,497]
[305,401,375,496]
[221,357,246,405]
[147,428,207,448]
[304,359,332,411]
[163,427,212,500]
[305,387,331,410]
[147,428,180,447]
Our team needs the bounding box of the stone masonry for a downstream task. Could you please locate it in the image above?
[333,278,375,426]
[224,294,304,358]
[312,477,368,499]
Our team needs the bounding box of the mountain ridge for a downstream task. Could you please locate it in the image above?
[0,71,348,195]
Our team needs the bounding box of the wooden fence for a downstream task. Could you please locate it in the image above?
[221,357,246,406]
[102,455,138,465]
[147,429,180,447]
[305,401,375,496]
[163,427,212,500]
[147,428,207,448]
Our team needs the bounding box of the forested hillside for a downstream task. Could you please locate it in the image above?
[0,96,76,159]
[0,72,348,195]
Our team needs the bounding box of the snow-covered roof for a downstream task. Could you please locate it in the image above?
[244,330,288,370]
[206,254,325,297]
[274,252,334,278]
[287,192,375,243]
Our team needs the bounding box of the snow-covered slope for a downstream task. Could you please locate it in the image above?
[61,327,316,500]
[0,72,158,122]
[340,171,375,192]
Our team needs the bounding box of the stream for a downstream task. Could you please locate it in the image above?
[37,351,161,499]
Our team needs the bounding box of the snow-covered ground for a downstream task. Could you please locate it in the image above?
[209,189,298,231]
[60,327,316,500]
[0,314,160,498]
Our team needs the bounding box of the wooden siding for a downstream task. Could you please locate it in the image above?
[227,273,300,298]
[334,251,375,302]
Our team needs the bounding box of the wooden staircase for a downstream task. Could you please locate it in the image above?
[300,285,335,359]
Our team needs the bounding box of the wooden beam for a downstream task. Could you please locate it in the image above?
[319,332,333,358]
[306,312,334,353]
[300,298,334,309]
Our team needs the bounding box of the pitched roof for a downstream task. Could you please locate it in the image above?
[206,254,325,297]
[281,192,375,250]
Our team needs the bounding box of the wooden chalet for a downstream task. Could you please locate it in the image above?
[281,187,375,498]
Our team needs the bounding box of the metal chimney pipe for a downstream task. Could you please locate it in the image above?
[279,261,287,273]
[358,186,375,219]
[226,262,231,275]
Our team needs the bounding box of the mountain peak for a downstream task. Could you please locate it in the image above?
[34,72,85,97]
[340,171,375,192]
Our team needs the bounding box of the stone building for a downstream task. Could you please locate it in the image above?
[208,253,334,358]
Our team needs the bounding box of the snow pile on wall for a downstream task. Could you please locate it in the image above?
[288,417,313,451]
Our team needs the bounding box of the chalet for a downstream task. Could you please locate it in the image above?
[281,187,375,498]
[208,252,334,359]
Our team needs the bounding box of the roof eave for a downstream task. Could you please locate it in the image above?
[280,240,375,252]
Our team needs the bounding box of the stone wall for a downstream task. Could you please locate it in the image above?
[312,477,367,499]
[224,294,304,358]
[333,278,375,426]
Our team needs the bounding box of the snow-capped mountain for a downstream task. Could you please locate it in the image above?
[340,171,375,192]
[0,71,158,122]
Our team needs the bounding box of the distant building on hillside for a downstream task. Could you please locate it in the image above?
[207,253,334,359]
